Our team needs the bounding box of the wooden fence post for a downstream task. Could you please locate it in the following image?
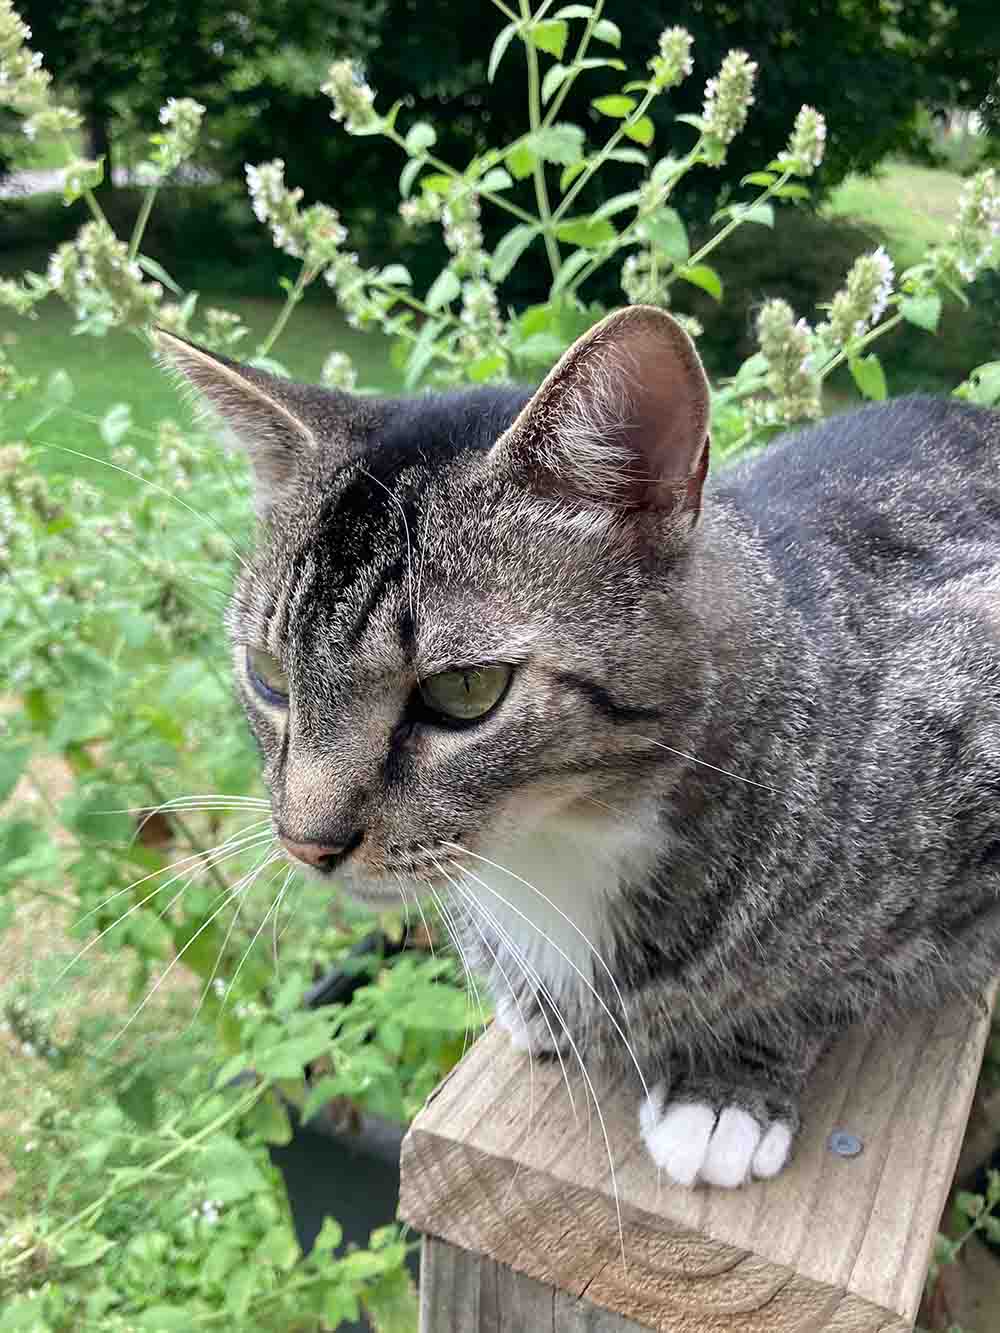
[399,999,991,1331]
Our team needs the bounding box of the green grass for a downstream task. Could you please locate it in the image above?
[823,159,964,270]
[0,287,397,492]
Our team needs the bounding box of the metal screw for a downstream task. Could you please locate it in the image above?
[827,1129,863,1158]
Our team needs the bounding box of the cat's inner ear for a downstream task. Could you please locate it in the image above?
[152,329,317,518]
[491,305,711,521]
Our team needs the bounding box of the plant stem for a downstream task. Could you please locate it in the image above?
[819,312,904,381]
[520,0,561,281]
[552,84,659,227]
[58,134,110,229]
[257,263,315,358]
[128,184,160,262]
[542,0,605,127]
[386,129,539,227]
[1,1082,269,1276]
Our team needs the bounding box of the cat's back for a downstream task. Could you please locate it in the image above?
[714,396,1000,616]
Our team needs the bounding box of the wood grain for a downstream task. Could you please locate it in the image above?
[401,999,990,1331]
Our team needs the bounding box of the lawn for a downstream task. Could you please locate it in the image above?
[823,158,965,269]
[0,287,398,493]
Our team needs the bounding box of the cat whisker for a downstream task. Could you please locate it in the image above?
[106,847,282,1048]
[448,856,649,1101]
[445,843,640,1068]
[70,822,275,933]
[221,854,295,1013]
[58,830,275,984]
[36,440,251,573]
[422,859,490,1048]
[271,866,295,978]
[634,735,781,794]
[435,865,538,1138]
[445,869,578,1124]
[452,878,628,1278]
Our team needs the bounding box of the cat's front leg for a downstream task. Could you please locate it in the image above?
[639,1031,828,1189]
[494,990,571,1058]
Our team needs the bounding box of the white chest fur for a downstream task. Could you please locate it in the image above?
[453,806,659,1011]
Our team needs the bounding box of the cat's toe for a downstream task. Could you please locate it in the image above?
[639,1089,793,1188]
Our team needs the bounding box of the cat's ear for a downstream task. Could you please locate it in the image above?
[152,329,321,519]
[490,305,710,525]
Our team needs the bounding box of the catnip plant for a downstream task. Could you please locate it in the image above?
[0,0,999,1327]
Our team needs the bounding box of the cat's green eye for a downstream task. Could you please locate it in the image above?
[419,664,512,722]
[247,646,289,704]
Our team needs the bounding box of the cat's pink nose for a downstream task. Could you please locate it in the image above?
[280,836,354,873]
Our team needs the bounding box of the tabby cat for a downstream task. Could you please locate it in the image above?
[157,307,1000,1189]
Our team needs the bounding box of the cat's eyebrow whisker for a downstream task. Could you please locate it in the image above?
[356,463,415,629]
[634,735,782,794]
[58,830,275,984]
[445,842,636,1048]
[106,848,282,1049]
[448,855,649,1102]
[414,493,435,653]
[70,822,274,932]
[35,440,252,573]
[454,879,628,1278]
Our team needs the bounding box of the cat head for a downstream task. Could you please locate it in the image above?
[155,307,712,905]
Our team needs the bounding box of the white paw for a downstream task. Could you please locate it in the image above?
[494,995,567,1055]
[639,1084,793,1188]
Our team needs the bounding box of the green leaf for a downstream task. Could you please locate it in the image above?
[61,1230,115,1268]
[507,141,536,181]
[527,123,586,166]
[559,160,587,191]
[398,157,423,198]
[490,224,539,283]
[553,3,593,14]
[593,190,641,220]
[0,745,31,804]
[956,362,1000,406]
[199,1137,268,1203]
[0,819,42,866]
[45,369,74,406]
[956,1189,985,1219]
[467,352,507,382]
[63,784,132,844]
[246,1090,293,1145]
[899,293,942,333]
[741,171,777,186]
[675,113,707,132]
[739,202,775,228]
[607,147,648,166]
[592,18,621,46]
[488,21,520,83]
[772,183,811,200]
[541,63,570,104]
[479,167,513,192]
[403,318,445,389]
[404,122,436,155]
[643,208,689,263]
[99,402,133,447]
[425,269,461,310]
[849,353,888,401]
[591,95,635,119]
[624,116,654,147]
[528,19,568,59]
[379,264,412,286]
[315,1216,344,1251]
[136,1308,195,1330]
[551,248,593,294]
[555,216,616,248]
[117,1072,157,1129]
[679,263,723,302]
[136,254,183,296]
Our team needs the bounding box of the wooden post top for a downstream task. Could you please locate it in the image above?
[399,999,990,1332]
